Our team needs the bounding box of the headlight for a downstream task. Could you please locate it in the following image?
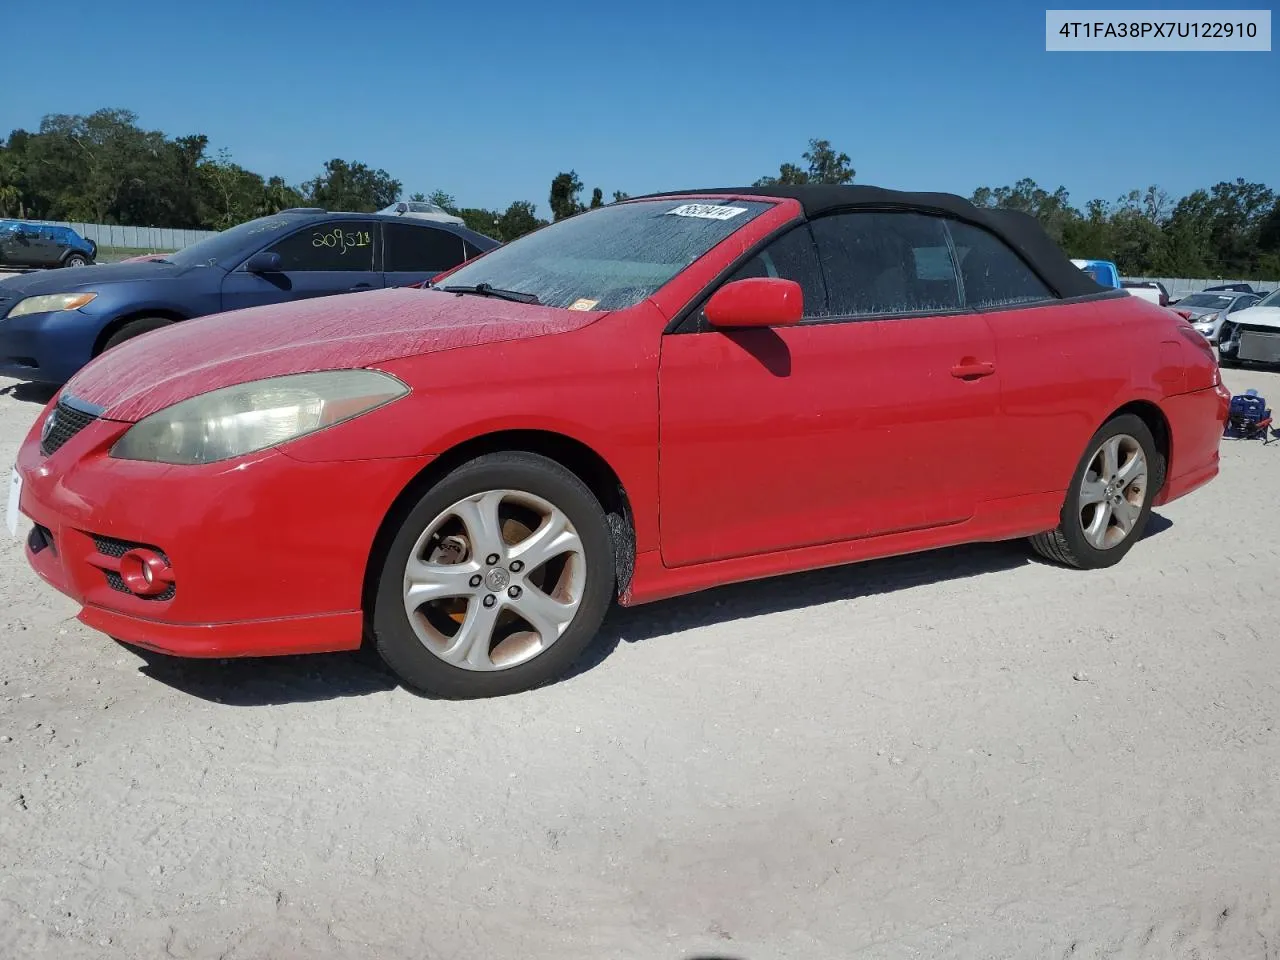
[110,370,408,465]
[8,292,98,318]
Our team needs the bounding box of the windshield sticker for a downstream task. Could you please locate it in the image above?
[665,203,749,221]
[568,298,600,311]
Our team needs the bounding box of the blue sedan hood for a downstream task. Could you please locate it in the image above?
[0,260,199,296]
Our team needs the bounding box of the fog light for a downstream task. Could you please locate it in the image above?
[119,549,174,597]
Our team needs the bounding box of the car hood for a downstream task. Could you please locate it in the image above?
[62,287,606,422]
[1182,305,1223,319]
[0,260,190,296]
[1228,306,1280,330]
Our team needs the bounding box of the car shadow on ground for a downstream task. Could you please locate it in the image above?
[569,511,1174,679]
[0,381,58,405]
[131,512,1174,706]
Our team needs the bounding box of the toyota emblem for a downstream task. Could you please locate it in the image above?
[40,410,57,444]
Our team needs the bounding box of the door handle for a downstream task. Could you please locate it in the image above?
[950,360,996,380]
[349,282,374,291]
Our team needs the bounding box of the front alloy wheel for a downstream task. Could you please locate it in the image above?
[372,452,615,698]
[402,489,587,671]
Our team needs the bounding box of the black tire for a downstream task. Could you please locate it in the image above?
[1028,413,1164,570]
[371,452,616,699]
[63,253,88,268]
[1218,353,1238,369]
[100,316,173,353]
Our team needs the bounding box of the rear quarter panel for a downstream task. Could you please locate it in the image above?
[984,294,1200,499]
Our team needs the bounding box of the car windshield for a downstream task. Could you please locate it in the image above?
[1257,290,1280,308]
[432,199,774,310]
[1179,294,1236,309]
[166,215,301,268]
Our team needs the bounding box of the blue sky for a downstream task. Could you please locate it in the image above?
[3,0,1276,217]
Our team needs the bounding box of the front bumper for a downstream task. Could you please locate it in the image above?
[0,308,101,383]
[15,414,433,658]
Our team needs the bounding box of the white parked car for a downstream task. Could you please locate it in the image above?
[1218,289,1280,366]
[377,201,466,226]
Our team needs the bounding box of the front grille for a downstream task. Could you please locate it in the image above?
[103,570,176,601]
[92,534,175,602]
[1239,329,1280,364]
[40,399,100,456]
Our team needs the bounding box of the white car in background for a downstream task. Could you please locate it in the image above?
[1218,289,1280,366]
[378,201,466,226]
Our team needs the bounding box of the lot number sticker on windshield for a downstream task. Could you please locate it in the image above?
[665,204,749,221]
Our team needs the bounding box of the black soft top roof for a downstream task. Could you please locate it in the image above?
[636,184,1106,299]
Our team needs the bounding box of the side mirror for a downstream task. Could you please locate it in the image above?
[244,251,282,273]
[395,202,409,214]
[704,278,804,329]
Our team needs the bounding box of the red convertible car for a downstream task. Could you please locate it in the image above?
[10,186,1229,698]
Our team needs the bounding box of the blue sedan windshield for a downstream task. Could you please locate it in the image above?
[167,216,300,269]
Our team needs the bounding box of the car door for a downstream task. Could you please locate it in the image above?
[36,226,68,266]
[381,221,472,287]
[219,219,384,311]
[10,225,53,266]
[657,211,1001,568]
[945,218,1124,501]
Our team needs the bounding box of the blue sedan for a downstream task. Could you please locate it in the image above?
[0,209,498,384]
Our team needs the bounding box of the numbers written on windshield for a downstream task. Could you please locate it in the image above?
[246,219,292,235]
[311,228,372,255]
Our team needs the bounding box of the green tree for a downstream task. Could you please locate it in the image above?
[756,139,855,187]
[612,190,630,203]
[305,158,401,212]
[455,207,502,237]
[549,170,585,221]
[498,200,544,240]
[970,178,1075,242]
[589,187,604,209]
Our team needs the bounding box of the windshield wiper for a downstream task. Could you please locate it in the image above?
[437,282,540,305]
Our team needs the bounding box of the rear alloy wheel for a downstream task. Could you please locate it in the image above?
[64,254,88,268]
[1029,414,1162,569]
[372,453,615,698]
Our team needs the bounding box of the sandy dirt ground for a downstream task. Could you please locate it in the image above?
[1,367,1280,960]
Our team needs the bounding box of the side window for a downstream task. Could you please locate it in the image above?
[266,221,378,271]
[716,224,827,321]
[463,240,489,260]
[945,220,1055,308]
[808,212,961,319]
[384,223,467,272]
